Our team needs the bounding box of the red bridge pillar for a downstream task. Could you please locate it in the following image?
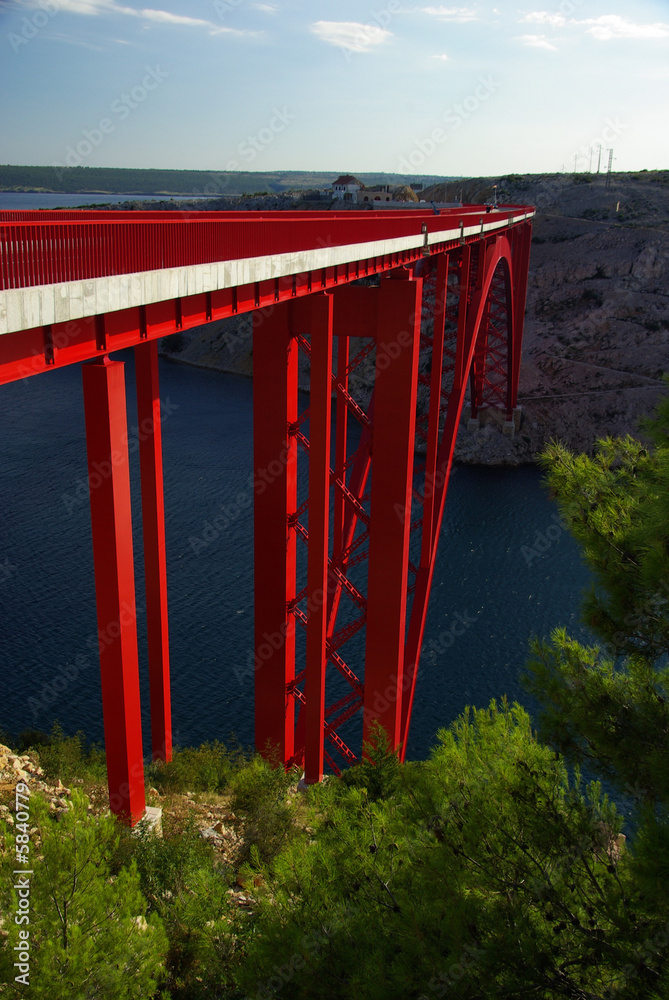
[82,357,145,825]
[135,341,172,763]
[363,275,422,752]
[253,303,298,764]
[304,295,334,784]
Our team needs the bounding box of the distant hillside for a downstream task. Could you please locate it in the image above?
[0,164,451,196]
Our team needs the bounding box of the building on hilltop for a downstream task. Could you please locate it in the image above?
[331,175,363,201]
[360,184,393,203]
[330,176,419,205]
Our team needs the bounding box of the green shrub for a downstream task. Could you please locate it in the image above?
[239,701,646,1000]
[339,723,401,802]
[127,820,243,1000]
[19,722,107,786]
[147,740,245,795]
[130,815,219,908]
[228,756,297,863]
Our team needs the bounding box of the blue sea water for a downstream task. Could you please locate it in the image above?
[0,354,592,762]
[0,192,220,211]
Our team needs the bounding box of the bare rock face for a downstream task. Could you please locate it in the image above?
[0,743,71,816]
[159,172,669,463]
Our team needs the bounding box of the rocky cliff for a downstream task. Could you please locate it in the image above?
[159,171,669,462]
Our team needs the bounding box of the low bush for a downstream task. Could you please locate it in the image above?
[17,722,107,786]
[147,740,245,795]
[127,819,243,1000]
[228,755,298,863]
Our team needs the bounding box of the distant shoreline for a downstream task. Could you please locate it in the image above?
[0,188,225,197]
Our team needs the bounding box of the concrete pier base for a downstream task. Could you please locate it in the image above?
[134,806,163,837]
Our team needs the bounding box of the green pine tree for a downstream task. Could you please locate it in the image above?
[524,394,669,808]
[0,789,168,999]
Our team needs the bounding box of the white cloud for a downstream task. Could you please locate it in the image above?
[310,20,391,53]
[521,10,669,41]
[521,12,566,28]
[137,9,214,28]
[19,0,259,35]
[431,53,449,60]
[253,3,278,11]
[418,6,479,22]
[580,15,669,41]
[36,0,121,12]
[516,33,557,50]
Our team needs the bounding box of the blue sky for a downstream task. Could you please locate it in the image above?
[1,0,667,177]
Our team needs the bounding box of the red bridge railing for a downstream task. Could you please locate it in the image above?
[0,207,531,291]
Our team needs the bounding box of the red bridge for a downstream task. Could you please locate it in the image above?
[0,205,533,823]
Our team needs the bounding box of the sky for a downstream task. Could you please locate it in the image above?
[0,0,667,178]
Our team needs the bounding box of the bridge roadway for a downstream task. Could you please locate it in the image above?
[0,207,533,381]
[0,206,535,824]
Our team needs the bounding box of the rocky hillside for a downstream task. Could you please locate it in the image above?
[159,171,669,462]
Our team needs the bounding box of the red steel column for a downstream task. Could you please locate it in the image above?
[332,334,349,566]
[510,222,533,411]
[469,241,488,420]
[363,277,422,751]
[253,302,298,764]
[421,252,449,569]
[305,295,333,783]
[82,356,146,825]
[135,341,172,763]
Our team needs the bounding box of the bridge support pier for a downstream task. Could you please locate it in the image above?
[252,304,298,765]
[304,295,334,784]
[82,356,146,825]
[135,341,172,763]
[363,276,422,751]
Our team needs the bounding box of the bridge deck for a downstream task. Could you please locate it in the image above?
[0,208,534,374]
